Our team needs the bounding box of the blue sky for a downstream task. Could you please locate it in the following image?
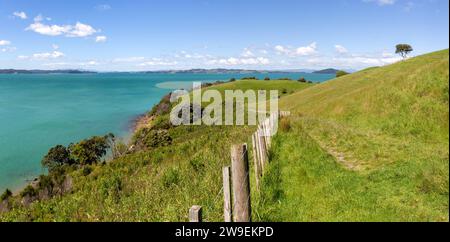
[0,0,448,71]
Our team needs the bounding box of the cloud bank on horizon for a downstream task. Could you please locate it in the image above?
[0,0,448,71]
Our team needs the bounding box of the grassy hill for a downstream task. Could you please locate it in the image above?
[1,50,448,222]
[258,49,449,221]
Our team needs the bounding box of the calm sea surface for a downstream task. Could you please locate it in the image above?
[0,72,333,191]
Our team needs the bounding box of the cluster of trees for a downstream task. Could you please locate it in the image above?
[242,77,258,80]
[41,134,115,173]
[0,134,116,206]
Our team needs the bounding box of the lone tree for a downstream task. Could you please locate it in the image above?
[396,44,413,59]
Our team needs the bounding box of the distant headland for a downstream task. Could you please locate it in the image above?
[0,68,348,75]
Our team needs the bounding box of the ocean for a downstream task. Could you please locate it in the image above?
[0,72,334,192]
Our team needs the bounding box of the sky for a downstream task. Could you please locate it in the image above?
[0,0,448,71]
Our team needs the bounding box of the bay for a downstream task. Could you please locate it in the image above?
[0,72,334,192]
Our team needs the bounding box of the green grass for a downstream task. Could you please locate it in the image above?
[258,49,449,221]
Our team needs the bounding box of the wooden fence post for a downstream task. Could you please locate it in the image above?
[222,166,232,222]
[189,205,202,222]
[231,144,251,222]
[258,129,268,173]
[251,134,261,191]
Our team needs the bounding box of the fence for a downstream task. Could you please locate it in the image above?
[189,110,291,222]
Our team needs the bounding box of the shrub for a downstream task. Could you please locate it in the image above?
[150,93,172,116]
[38,175,54,190]
[229,78,236,82]
[20,185,37,198]
[279,77,292,80]
[281,88,288,94]
[143,129,172,149]
[162,168,180,188]
[0,189,12,201]
[100,175,123,202]
[264,77,271,81]
[152,115,172,130]
[298,77,307,83]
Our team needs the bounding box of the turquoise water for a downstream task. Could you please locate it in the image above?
[0,72,333,192]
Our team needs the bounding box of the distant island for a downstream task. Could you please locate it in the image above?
[312,68,340,74]
[142,68,320,74]
[0,68,340,75]
[0,69,97,74]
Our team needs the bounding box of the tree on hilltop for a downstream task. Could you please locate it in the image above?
[396,44,413,59]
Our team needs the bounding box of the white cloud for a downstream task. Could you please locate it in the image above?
[27,22,72,36]
[26,16,98,37]
[13,11,27,19]
[95,36,107,43]
[20,51,65,60]
[207,57,270,66]
[33,51,65,59]
[306,51,402,69]
[0,40,15,52]
[33,14,51,22]
[274,45,290,55]
[0,40,11,46]
[296,42,317,56]
[274,43,317,56]
[364,0,396,6]
[176,51,206,59]
[66,22,97,37]
[52,44,59,50]
[241,48,254,58]
[139,60,178,67]
[335,45,348,54]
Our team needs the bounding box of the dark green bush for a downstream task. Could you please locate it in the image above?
[242,77,258,80]
[20,185,37,198]
[298,77,307,83]
[1,189,12,201]
[38,175,54,190]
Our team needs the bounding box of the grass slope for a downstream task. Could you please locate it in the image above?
[258,50,449,221]
[0,80,311,222]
